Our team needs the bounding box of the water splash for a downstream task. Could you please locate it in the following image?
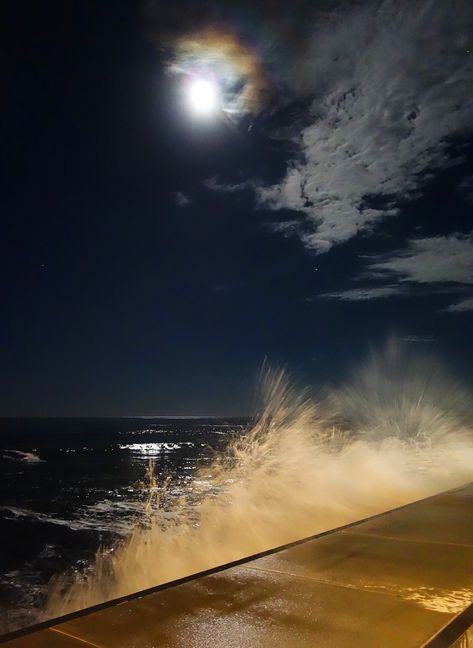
[46,343,473,618]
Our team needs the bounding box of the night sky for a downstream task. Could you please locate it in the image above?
[2,0,472,416]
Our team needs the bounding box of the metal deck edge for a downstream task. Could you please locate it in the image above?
[422,601,473,648]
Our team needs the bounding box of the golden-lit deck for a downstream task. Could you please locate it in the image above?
[2,484,473,648]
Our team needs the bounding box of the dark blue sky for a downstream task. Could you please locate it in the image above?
[1,1,472,416]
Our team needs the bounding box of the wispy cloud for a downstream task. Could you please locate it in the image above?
[318,233,473,312]
[175,192,191,207]
[458,175,473,206]
[208,0,473,252]
[317,285,408,302]
[203,177,254,193]
[363,234,473,286]
[445,295,473,313]
[403,335,436,344]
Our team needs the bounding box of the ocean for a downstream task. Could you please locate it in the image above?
[0,417,246,632]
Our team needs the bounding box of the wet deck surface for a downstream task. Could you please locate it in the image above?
[3,484,473,648]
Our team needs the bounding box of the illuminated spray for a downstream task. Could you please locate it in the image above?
[46,341,473,618]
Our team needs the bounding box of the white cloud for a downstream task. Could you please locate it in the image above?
[318,233,473,311]
[365,234,473,285]
[256,0,473,251]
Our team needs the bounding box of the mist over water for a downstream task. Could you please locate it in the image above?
[45,341,473,619]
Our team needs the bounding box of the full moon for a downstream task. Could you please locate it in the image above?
[188,79,219,116]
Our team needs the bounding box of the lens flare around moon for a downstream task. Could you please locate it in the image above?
[169,26,268,121]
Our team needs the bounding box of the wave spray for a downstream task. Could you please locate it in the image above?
[46,341,473,618]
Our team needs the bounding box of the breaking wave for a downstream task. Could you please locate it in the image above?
[3,450,44,464]
[45,341,473,619]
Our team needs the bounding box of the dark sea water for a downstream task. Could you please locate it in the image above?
[0,417,246,633]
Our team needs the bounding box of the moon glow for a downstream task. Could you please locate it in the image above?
[188,79,219,116]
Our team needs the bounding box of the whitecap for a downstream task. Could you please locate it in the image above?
[3,450,45,464]
[0,505,133,535]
